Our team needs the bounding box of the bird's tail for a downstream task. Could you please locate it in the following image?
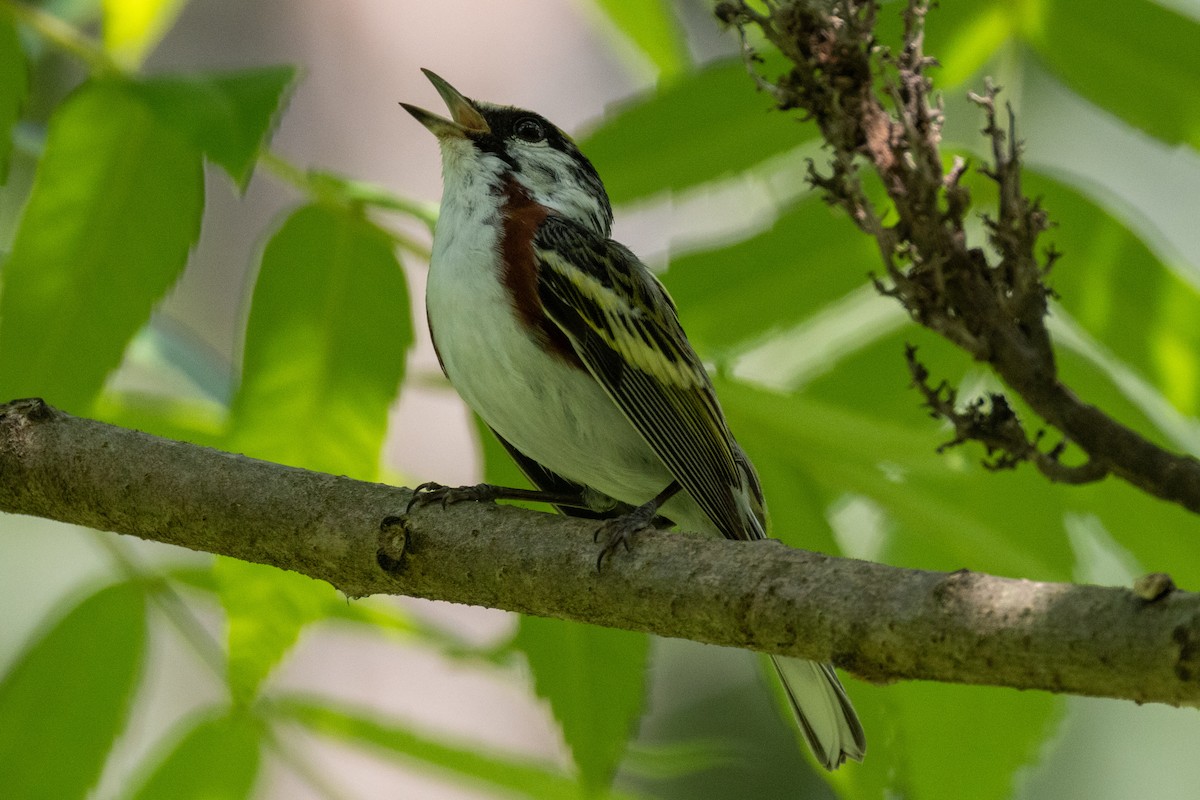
[770,655,866,771]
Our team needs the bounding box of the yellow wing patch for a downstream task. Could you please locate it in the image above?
[537,248,705,390]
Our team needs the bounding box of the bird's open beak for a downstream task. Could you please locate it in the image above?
[401,69,490,138]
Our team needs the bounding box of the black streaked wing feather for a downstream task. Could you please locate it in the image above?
[533,216,759,541]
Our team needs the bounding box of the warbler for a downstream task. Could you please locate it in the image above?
[401,69,865,770]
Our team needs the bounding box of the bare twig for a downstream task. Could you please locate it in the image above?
[905,345,1108,483]
[718,0,1200,513]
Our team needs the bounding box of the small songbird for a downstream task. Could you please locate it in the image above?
[401,69,865,770]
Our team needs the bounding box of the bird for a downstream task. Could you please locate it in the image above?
[401,68,866,770]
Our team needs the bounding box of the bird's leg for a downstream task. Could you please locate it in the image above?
[405,481,591,514]
[594,481,683,570]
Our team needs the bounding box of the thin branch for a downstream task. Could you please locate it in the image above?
[904,345,1108,484]
[3,398,1199,706]
[718,0,1200,514]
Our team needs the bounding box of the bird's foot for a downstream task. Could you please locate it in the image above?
[593,502,663,571]
[405,481,504,513]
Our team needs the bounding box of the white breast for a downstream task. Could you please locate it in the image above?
[426,158,673,508]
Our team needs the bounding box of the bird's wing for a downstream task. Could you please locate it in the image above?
[533,215,762,541]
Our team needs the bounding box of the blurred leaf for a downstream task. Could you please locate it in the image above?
[665,196,879,358]
[173,559,487,667]
[93,389,228,448]
[323,596,480,657]
[228,203,411,478]
[835,681,1060,800]
[718,369,1076,579]
[129,66,297,188]
[102,0,188,69]
[214,557,333,705]
[826,682,897,800]
[580,56,815,205]
[740,420,841,555]
[1028,0,1200,150]
[307,169,439,229]
[1050,343,1200,588]
[921,2,1018,88]
[875,0,1029,89]
[126,711,261,800]
[0,78,203,414]
[896,682,1060,800]
[1026,171,1200,418]
[0,582,146,800]
[621,738,740,780]
[792,308,1200,581]
[591,0,688,80]
[514,616,649,793]
[0,16,29,182]
[276,696,644,799]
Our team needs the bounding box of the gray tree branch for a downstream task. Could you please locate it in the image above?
[3,398,1198,706]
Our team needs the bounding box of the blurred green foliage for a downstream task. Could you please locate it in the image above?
[0,1,1198,799]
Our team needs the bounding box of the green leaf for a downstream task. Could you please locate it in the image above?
[214,557,333,705]
[228,203,411,478]
[93,389,227,449]
[874,0,1030,89]
[102,0,189,69]
[1029,0,1200,150]
[126,711,261,800]
[665,196,879,358]
[921,2,1020,88]
[129,66,297,188]
[899,682,1060,800]
[787,294,1200,587]
[718,369,1075,579]
[739,421,841,555]
[514,616,649,793]
[1048,343,1200,588]
[201,562,462,654]
[276,696,643,800]
[306,169,439,229]
[1027,171,1200,418]
[175,563,438,647]
[835,682,1060,800]
[590,0,688,80]
[0,78,203,415]
[580,56,816,205]
[0,582,146,800]
[0,16,29,183]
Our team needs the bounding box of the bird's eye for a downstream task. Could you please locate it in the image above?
[513,118,546,143]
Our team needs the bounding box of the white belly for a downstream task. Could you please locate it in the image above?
[427,220,673,508]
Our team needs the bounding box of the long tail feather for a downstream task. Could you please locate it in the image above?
[771,655,866,770]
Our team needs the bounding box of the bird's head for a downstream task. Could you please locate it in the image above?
[402,69,613,238]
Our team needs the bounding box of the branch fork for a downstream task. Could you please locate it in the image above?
[719,0,1200,514]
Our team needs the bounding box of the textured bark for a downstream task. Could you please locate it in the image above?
[3,398,1198,706]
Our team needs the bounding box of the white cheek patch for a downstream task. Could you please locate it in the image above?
[514,147,610,237]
